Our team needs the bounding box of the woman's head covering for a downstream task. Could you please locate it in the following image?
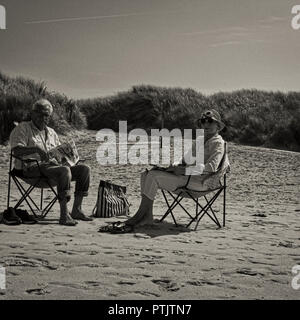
[199,109,225,131]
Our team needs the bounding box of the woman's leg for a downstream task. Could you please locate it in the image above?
[125,171,153,225]
[126,169,188,226]
[125,194,153,226]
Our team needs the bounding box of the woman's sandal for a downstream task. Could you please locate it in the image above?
[98,224,114,232]
[110,223,134,234]
[98,221,123,233]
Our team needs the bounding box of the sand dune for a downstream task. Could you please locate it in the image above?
[0,129,299,300]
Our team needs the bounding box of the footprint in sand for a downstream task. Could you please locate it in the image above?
[248,259,277,266]
[26,287,51,295]
[117,280,136,286]
[136,254,164,265]
[133,290,161,297]
[187,278,235,288]
[84,281,102,287]
[56,250,77,255]
[270,278,287,284]
[140,274,152,278]
[252,213,267,217]
[174,260,186,264]
[172,250,185,256]
[151,278,180,292]
[0,255,58,270]
[78,263,106,268]
[137,260,156,265]
[187,279,216,286]
[104,251,116,255]
[49,281,86,290]
[236,268,264,276]
[133,234,150,239]
[277,241,295,248]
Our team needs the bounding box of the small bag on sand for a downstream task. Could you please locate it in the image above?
[92,180,130,218]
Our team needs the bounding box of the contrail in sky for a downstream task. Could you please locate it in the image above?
[25,11,160,24]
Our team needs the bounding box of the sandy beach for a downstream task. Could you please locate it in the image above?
[0,129,299,300]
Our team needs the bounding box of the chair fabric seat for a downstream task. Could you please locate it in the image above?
[173,186,223,199]
[7,152,59,219]
[11,168,57,188]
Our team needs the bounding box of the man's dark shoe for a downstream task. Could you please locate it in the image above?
[15,209,37,224]
[3,207,22,225]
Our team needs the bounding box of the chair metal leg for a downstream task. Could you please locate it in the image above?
[7,173,12,210]
[161,190,182,226]
[204,194,222,228]
[40,196,58,218]
[160,173,228,230]
[167,191,194,220]
[40,188,43,210]
[187,190,222,229]
[11,176,58,219]
[7,152,13,210]
[14,177,41,211]
[41,182,58,217]
[223,175,226,227]
[13,177,40,217]
[7,151,58,219]
[40,182,58,217]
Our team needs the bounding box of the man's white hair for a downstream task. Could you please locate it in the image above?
[32,99,53,113]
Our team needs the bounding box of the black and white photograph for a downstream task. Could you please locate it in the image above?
[0,0,299,308]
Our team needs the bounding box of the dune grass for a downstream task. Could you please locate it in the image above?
[1,71,299,152]
[0,71,86,144]
[78,85,300,152]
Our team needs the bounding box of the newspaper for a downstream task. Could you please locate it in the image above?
[48,140,79,167]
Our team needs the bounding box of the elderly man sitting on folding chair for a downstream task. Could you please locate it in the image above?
[104,109,230,233]
[9,99,92,226]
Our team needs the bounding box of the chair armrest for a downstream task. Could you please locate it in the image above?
[12,154,39,165]
[23,158,39,164]
[11,154,43,174]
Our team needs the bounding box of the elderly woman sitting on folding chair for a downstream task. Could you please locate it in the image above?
[107,109,230,233]
[9,99,93,226]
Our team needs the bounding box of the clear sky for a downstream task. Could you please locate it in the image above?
[0,0,299,99]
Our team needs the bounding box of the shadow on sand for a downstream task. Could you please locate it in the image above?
[97,220,192,238]
[133,221,192,238]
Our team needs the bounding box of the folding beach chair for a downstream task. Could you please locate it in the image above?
[7,151,58,219]
[160,144,229,230]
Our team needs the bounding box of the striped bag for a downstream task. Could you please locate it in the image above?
[92,180,130,218]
